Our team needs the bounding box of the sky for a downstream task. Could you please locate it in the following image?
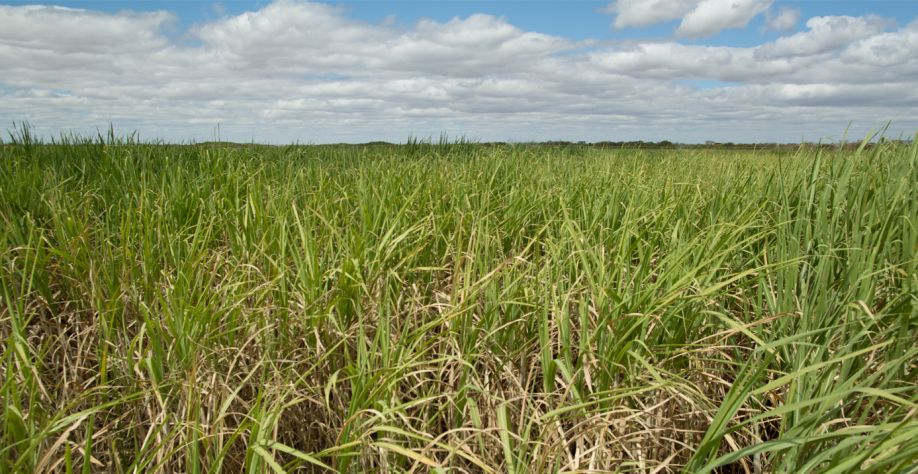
[1,0,917,144]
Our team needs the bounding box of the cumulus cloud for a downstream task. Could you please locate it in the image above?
[0,5,175,54]
[762,6,801,33]
[605,0,699,29]
[0,1,915,143]
[675,0,772,38]
[755,15,894,59]
[841,18,918,67]
[606,0,772,37]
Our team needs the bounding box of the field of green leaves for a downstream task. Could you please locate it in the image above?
[1,126,917,473]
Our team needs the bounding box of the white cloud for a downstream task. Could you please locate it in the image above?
[0,5,175,54]
[606,0,772,37]
[378,14,396,26]
[0,1,915,144]
[756,15,894,59]
[841,19,918,67]
[675,0,772,38]
[605,0,699,29]
[762,6,801,33]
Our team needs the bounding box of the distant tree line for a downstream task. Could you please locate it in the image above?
[45,138,909,151]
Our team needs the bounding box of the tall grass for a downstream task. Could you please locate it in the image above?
[1,124,916,473]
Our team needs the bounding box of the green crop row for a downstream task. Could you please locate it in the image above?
[1,124,916,473]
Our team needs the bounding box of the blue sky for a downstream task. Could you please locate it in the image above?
[5,1,914,43]
[1,0,917,143]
